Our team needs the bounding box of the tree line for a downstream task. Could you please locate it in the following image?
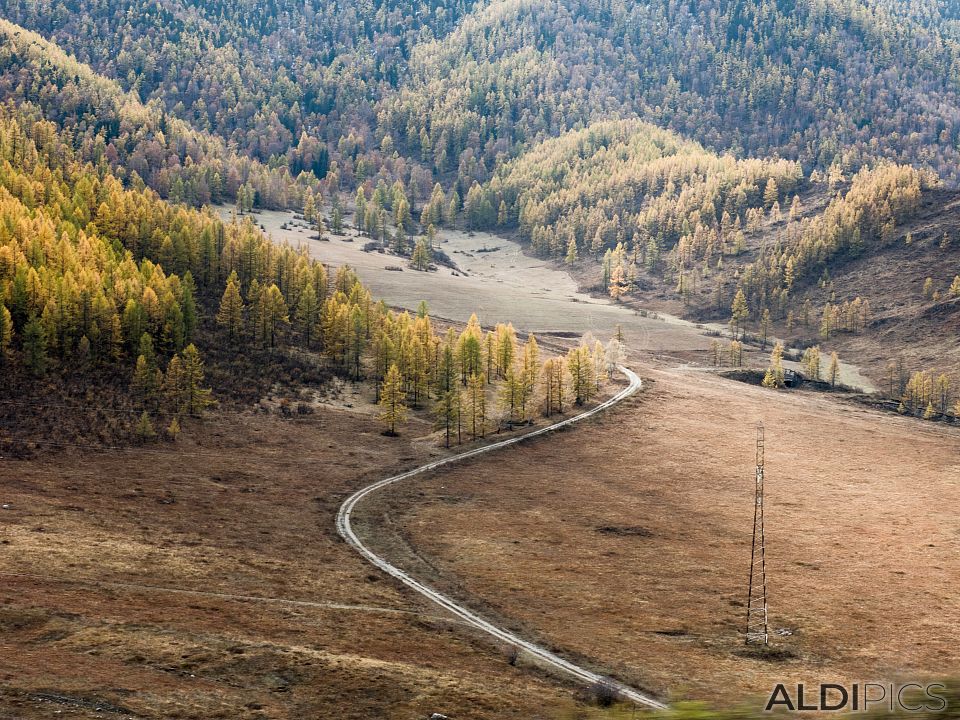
[0,101,624,449]
[376,314,624,444]
[0,106,346,441]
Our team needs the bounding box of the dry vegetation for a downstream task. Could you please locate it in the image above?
[0,403,590,720]
[6,209,947,717]
[361,361,960,707]
[4,1,960,715]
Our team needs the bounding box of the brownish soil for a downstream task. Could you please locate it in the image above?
[0,402,587,720]
[365,360,960,709]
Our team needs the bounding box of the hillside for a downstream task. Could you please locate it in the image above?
[0,0,479,165]
[0,103,342,447]
[748,184,960,392]
[389,0,960,184]
[484,118,803,259]
[5,0,960,349]
[0,20,307,207]
[0,100,612,456]
[472,114,960,398]
[5,0,960,204]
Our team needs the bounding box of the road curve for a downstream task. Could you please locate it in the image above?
[336,366,665,709]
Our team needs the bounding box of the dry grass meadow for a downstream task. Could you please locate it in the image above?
[358,362,960,708]
[0,402,588,719]
[4,219,958,718]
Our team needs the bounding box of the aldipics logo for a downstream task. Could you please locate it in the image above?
[764,683,948,712]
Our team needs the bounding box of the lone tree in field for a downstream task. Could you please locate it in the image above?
[135,411,156,441]
[730,288,749,340]
[379,364,407,436]
[410,237,432,271]
[166,417,181,442]
[762,342,786,388]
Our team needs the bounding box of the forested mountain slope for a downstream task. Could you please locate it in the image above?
[0,0,479,165]
[0,104,353,445]
[389,0,960,184]
[0,102,593,450]
[4,0,960,202]
[4,0,960,401]
[484,118,803,259]
[0,20,310,208]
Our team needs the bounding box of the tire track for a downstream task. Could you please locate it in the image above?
[0,571,459,620]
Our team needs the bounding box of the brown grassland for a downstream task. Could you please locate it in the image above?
[360,357,960,708]
[3,219,959,719]
[0,403,587,719]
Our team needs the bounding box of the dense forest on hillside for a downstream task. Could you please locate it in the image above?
[0,21,308,208]
[0,103,338,444]
[740,163,937,314]
[1,0,478,164]
[388,0,960,185]
[3,0,959,417]
[0,103,615,449]
[481,119,803,262]
[4,0,960,214]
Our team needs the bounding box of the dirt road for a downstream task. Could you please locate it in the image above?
[337,366,665,708]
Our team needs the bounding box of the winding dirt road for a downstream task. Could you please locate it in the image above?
[336,366,665,709]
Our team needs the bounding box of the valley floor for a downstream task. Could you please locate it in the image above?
[360,361,960,707]
[3,218,957,718]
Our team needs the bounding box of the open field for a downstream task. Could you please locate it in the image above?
[360,363,960,707]
[239,208,877,392]
[0,402,590,719]
[239,206,706,353]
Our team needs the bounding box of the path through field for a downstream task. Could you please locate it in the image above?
[337,366,665,709]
